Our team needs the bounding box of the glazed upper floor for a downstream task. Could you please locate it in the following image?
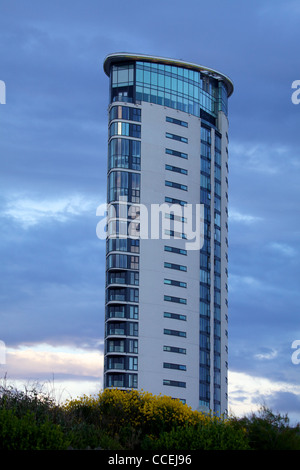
[103,53,233,119]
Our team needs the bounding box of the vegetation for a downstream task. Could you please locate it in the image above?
[0,382,300,450]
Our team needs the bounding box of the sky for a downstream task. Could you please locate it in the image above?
[0,0,300,422]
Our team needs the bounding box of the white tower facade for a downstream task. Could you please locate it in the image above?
[103,53,233,415]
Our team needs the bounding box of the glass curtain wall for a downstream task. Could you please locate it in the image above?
[110,62,228,119]
[105,103,141,389]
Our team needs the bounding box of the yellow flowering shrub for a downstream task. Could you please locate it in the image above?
[65,388,212,440]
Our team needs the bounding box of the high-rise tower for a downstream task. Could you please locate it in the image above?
[103,53,233,415]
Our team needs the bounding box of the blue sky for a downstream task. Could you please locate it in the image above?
[1,0,300,421]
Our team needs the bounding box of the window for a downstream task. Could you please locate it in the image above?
[164,295,187,305]
[201,142,211,159]
[128,374,138,388]
[106,305,125,319]
[200,284,210,302]
[164,279,187,288]
[107,254,139,270]
[166,132,188,143]
[134,61,224,118]
[165,148,188,159]
[164,328,186,337]
[107,237,140,254]
[166,116,188,127]
[214,165,221,181]
[108,138,141,171]
[165,212,186,223]
[164,229,187,239]
[200,332,210,350]
[165,196,187,206]
[200,301,210,317]
[128,322,138,336]
[201,173,211,190]
[164,262,187,272]
[107,271,139,286]
[165,164,187,175]
[164,245,187,255]
[201,158,211,174]
[107,339,125,353]
[165,180,188,191]
[128,356,138,371]
[163,362,186,371]
[106,372,137,389]
[215,181,221,197]
[107,373,125,388]
[215,134,222,152]
[214,196,221,211]
[129,271,139,286]
[164,311,186,321]
[200,269,210,284]
[108,171,140,203]
[128,339,138,353]
[106,322,126,335]
[201,125,211,144]
[199,382,210,400]
[163,345,186,354]
[109,105,141,122]
[215,151,221,166]
[112,64,134,88]
[214,212,221,228]
[200,350,210,366]
[107,287,126,302]
[109,121,141,138]
[107,356,125,370]
[107,271,126,285]
[214,226,221,243]
[163,379,186,388]
[128,305,139,319]
[129,288,139,303]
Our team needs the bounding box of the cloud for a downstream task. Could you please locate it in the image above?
[229,209,263,224]
[268,242,297,257]
[229,141,292,175]
[0,192,105,348]
[229,274,263,292]
[228,370,300,423]
[3,193,99,228]
[5,343,103,379]
[254,348,278,361]
[1,342,104,402]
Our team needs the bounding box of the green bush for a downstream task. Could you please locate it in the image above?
[0,382,61,424]
[65,421,123,450]
[0,409,69,450]
[142,418,250,450]
[2,381,300,450]
[231,406,300,450]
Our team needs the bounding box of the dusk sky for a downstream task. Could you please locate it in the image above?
[1,0,300,422]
